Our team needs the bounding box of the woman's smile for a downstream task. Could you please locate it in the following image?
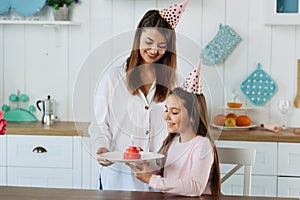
[139,28,167,64]
[146,50,158,59]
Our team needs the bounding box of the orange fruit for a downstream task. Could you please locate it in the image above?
[226,113,237,119]
[236,115,251,126]
[227,102,242,108]
[213,114,226,126]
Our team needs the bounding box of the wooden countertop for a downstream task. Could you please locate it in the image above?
[5,121,300,143]
[0,186,298,200]
[213,128,300,143]
[6,121,90,137]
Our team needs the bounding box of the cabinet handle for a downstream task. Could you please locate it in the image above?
[32,146,47,153]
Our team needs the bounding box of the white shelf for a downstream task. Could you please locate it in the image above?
[0,20,81,26]
[220,107,252,110]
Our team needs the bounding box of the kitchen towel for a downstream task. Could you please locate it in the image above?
[240,63,278,106]
[200,24,242,66]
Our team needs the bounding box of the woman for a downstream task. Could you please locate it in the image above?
[88,0,190,191]
[127,65,221,196]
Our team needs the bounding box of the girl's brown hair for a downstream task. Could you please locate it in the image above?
[126,10,177,102]
[158,87,221,196]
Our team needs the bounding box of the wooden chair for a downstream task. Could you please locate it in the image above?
[217,147,256,196]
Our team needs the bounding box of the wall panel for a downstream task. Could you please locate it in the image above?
[4,26,25,106]
[0,0,299,128]
[25,26,68,121]
[0,25,4,105]
[247,0,272,124]
[270,26,295,127]
[69,0,91,122]
[202,0,225,117]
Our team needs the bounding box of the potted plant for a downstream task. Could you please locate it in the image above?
[46,0,79,21]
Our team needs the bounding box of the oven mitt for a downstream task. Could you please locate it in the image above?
[240,63,278,106]
[200,24,242,66]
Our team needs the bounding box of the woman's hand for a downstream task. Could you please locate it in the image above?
[96,147,114,166]
[126,161,152,184]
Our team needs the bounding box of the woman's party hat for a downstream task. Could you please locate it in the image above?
[159,0,190,29]
[181,61,202,95]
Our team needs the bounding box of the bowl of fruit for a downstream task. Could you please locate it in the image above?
[212,113,253,130]
[227,102,243,108]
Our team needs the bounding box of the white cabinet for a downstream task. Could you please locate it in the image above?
[7,167,73,188]
[6,135,81,188]
[0,167,5,186]
[217,141,277,197]
[217,140,300,198]
[80,136,100,189]
[7,135,72,168]
[251,176,277,197]
[278,143,300,176]
[0,135,6,186]
[220,174,277,197]
[278,177,300,198]
[277,143,300,198]
[216,141,277,175]
[221,174,244,195]
[0,135,6,165]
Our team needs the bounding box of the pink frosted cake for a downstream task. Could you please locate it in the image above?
[123,146,141,160]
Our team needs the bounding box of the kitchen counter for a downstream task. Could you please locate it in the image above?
[6,121,89,136]
[212,128,300,143]
[5,121,300,142]
[0,186,298,200]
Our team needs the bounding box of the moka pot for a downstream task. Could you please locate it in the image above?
[36,95,55,125]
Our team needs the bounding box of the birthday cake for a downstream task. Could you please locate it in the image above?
[123,146,141,160]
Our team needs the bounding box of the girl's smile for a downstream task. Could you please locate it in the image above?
[165,93,198,143]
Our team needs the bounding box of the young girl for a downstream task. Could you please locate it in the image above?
[89,0,190,191]
[127,65,221,196]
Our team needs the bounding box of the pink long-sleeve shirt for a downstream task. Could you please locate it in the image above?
[149,135,214,196]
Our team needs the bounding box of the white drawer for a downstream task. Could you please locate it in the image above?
[278,177,300,198]
[221,174,277,197]
[278,142,300,176]
[0,167,6,186]
[216,141,277,175]
[7,135,73,168]
[0,135,6,166]
[251,175,277,197]
[7,167,73,188]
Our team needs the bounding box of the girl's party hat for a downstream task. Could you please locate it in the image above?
[159,0,190,29]
[181,61,202,95]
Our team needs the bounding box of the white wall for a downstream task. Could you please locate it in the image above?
[0,0,299,128]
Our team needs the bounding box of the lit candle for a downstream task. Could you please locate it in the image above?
[131,135,134,146]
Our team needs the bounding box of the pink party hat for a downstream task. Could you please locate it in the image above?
[181,61,202,95]
[159,0,190,29]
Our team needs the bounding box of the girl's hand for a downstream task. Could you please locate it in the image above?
[96,147,114,166]
[126,161,152,184]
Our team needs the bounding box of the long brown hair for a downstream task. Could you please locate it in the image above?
[126,10,177,102]
[158,87,221,196]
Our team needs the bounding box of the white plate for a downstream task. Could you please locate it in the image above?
[211,123,257,130]
[98,151,164,163]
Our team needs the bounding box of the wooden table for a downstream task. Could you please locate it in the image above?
[0,186,298,200]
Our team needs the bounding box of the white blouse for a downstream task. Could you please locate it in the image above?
[88,63,168,191]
